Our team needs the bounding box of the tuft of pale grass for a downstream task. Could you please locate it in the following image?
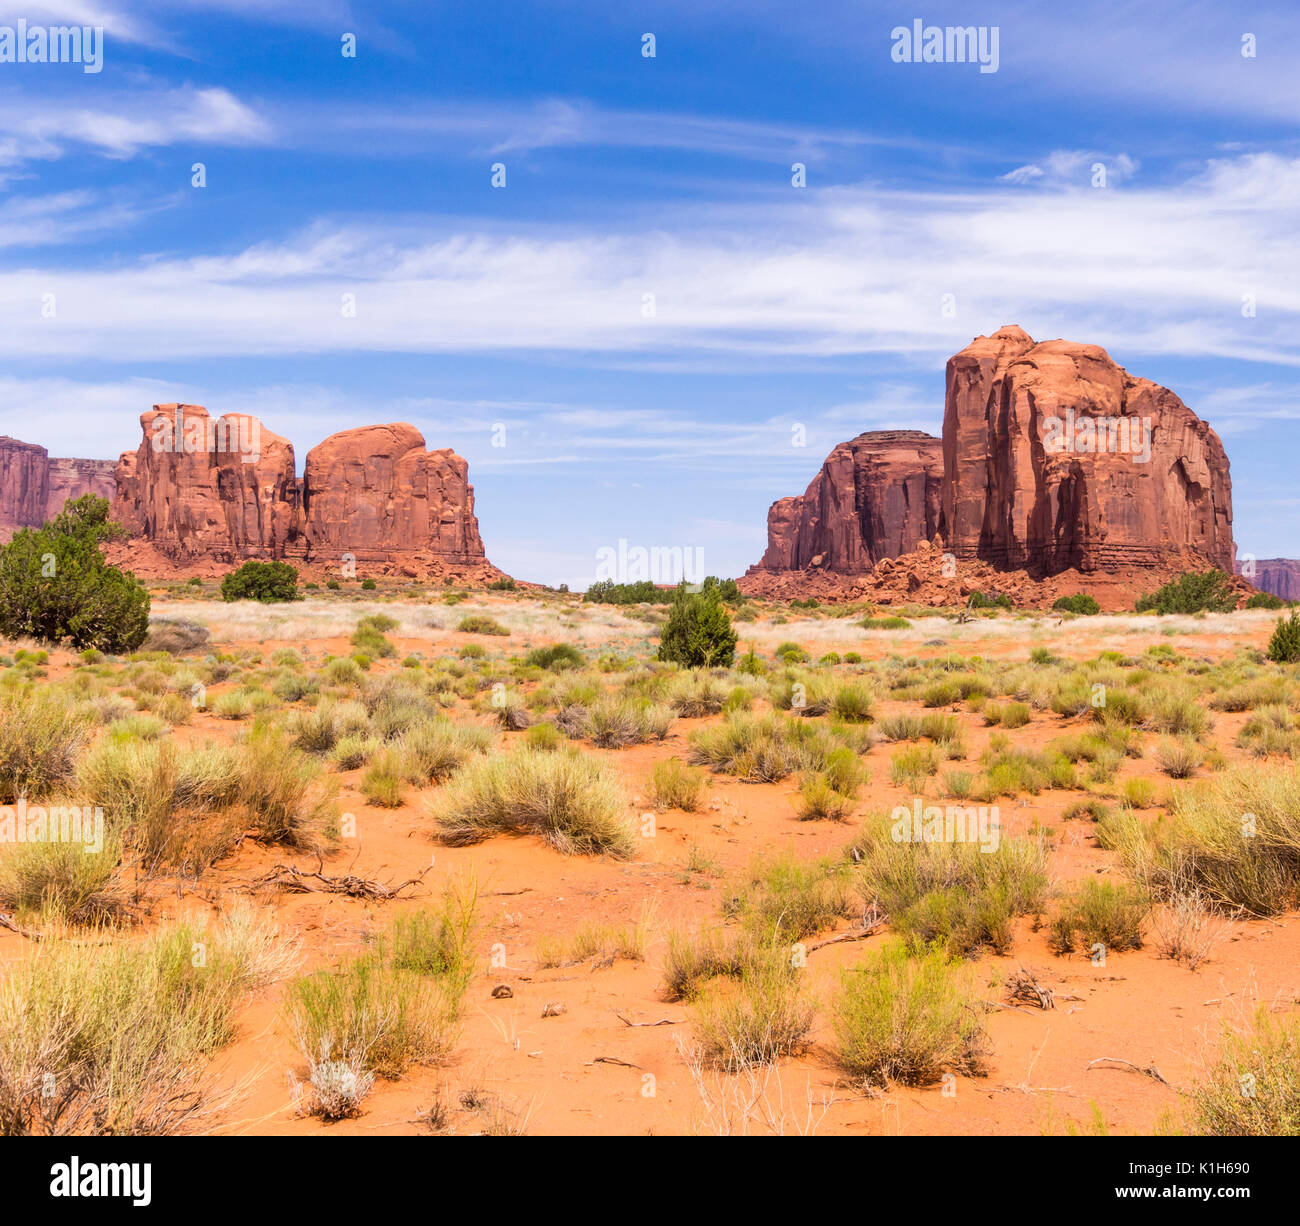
[430,747,634,857]
[0,902,296,1135]
[832,942,989,1087]
[0,688,90,803]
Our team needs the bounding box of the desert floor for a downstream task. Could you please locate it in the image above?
[2,590,1295,1137]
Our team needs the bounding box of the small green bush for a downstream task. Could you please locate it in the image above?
[1267,612,1300,663]
[1135,570,1236,615]
[221,560,300,603]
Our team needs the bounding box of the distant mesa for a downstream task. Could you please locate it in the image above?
[742,326,1239,607]
[1,404,502,582]
[0,436,115,540]
[1239,558,1300,601]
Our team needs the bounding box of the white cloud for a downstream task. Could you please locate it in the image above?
[0,150,1296,373]
[0,85,271,168]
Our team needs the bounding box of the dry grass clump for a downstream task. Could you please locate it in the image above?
[399,719,493,785]
[688,712,860,783]
[587,697,674,747]
[430,747,634,857]
[668,671,729,717]
[692,956,815,1071]
[832,942,989,1087]
[1048,879,1148,955]
[286,881,477,1119]
[0,688,90,803]
[848,814,1048,957]
[1120,765,1300,914]
[77,723,334,874]
[1190,1008,1300,1136]
[650,757,705,811]
[1154,736,1201,778]
[0,835,121,924]
[796,746,867,820]
[0,904,294,1135]
[1236,704,1299,758]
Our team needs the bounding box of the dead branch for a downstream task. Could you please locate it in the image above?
[1086,1057,1171,1086]
[1006,966,1055,1010]
[0,911,41,940]
[807,909,888,952]
[257,860,430,900]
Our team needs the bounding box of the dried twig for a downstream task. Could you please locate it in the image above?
[590,1056,642,1069]
[0,911,41,940]
[1006,966,1055,1010]
[615,1011,679,1028]
[257,859,430,900]
[807,907,888,953]
[1086,1057,1171,1086]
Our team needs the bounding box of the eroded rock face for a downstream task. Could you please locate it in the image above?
[46,457,119,517]
[939,326,1235,574]
[1243,559,1300,601]
[112,405,302,562]
[301,423,485,563]
[753,430,943,575]
[0,440,118,536]
[0,437,50,533]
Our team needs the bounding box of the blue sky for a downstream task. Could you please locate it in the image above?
[0,0,1297,585]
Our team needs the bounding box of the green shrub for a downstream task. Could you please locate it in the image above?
[650,757,705,811]
[860,616,911,630]
[657,585,737,668]
[1191,1009,1300,1136]
[220,560,299,603]
[849,815,1048,957]
[1267,612,1300,663]
[1135,570,1236,615]
[967,591,1012,611]
[1053,593,1101,615]
[0,495,149,652]
[523,643,584,671]
[693,957,814,1071]
[1050,879,1148,954]
[1246,591,1286,610]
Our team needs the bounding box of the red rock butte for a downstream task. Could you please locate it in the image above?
[2,405,501,581]
[744,326,1237,602]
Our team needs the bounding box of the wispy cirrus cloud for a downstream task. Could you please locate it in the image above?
[0,84,271,170]
[0,151,1296,370]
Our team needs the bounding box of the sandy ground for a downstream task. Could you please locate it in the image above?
[3,597,1296,1137]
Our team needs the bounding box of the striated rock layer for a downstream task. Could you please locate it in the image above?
[751,430,943,576]
[939,326,1234,575]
